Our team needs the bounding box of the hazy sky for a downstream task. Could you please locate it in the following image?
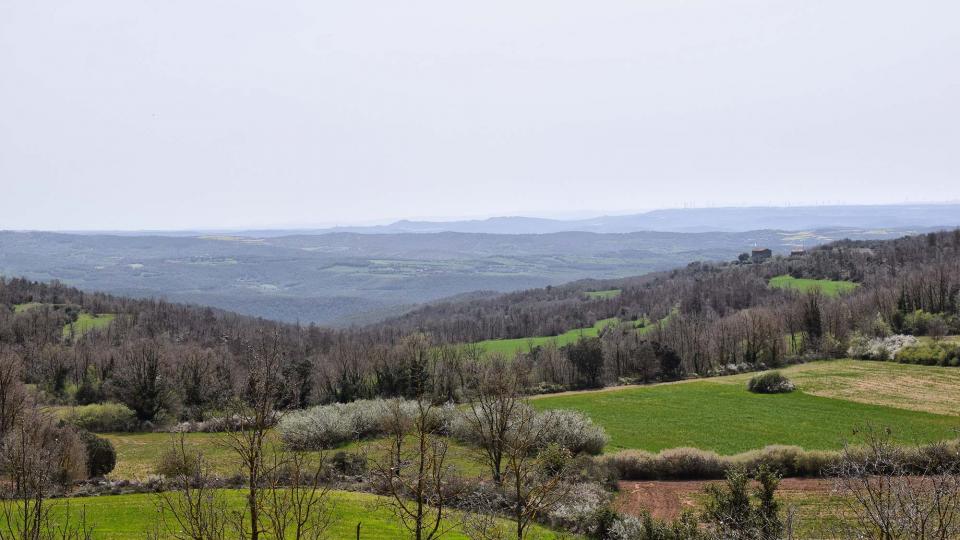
[2,1,959,230]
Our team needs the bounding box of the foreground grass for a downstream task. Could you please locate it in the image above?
[104,432,485,481]
[25,491,571,539]
[103,432,237,479]
[532,378,959,454]
[768,275,858,297]
[716,359,960,416]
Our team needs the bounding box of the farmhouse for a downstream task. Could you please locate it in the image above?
[751,248,772,263]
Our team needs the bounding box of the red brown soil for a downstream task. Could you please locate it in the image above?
[614,478,834,521]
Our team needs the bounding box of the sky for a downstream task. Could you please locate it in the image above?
[1,1,959,231]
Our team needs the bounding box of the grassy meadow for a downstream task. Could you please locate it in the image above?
[532,361,960,454]
[715,359,960,416]
[63,312,116,339]
[103,432,486,481]
[473,317,643,357]
[20,490,570,540]
[768,275,859,297]
[473,315,662,358]
[584,289,622,299]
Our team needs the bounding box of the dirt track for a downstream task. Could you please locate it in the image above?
[615,478,834,520]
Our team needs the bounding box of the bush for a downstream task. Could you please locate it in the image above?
[155,443,202,478]
[601,445,841,481]
[331,451,367,476]
[847,333,919,360]
[747,371,795,394]
[63,402,138,432]
[534,409,609,455]
[79,431,116,477]
[895,342,960,366]
[601,448,726,480]
[277,399,427,450]
[170,412,279,433]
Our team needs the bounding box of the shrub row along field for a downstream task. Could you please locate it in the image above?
[473,316,650,357]
[532,361,960,454]
[768,274,859,297]
[17,491,568,540]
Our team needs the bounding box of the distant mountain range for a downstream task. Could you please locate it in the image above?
[316,204,960,235]
[71,203,960,237]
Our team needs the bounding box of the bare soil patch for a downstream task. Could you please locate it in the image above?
[614,479,833,521]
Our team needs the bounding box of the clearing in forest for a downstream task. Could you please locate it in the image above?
[62,312,115,339]
[768,275,859,296]
[472,317,643,357]
[584,289,622,299]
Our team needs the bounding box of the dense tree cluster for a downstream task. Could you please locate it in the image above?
[1,230,959,423]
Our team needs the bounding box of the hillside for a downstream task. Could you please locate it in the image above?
[2,228,958,415]
[4,229,960,540]
[0,226,938,325]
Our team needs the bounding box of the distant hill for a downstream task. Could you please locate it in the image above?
[0,226,944,325]
[235,203,960,236]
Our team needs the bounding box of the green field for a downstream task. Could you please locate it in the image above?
[19,491,569,540]
[474,317,641,357]
[769,275,859,297]
[103,432,485,481]
[63,312,116,339]
[584,289,621,299]
[13,302,45,313]
[531,365,960,454]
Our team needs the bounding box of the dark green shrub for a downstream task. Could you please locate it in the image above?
[703,466,783,540]
[79,431,116,478]
[155,444,202,478]
[63,402,138,432]
[747,371,795,394]
[331,451,367,476]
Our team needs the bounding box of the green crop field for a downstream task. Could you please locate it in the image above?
[63,312,116,339]
[531,364,960,454]
[768,275,859,297]
[473,317,643,357]
[584,289,621,299]
[15,490,570,540]
[103,432,485,481]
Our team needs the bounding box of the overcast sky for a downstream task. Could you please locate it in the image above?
[1,1,959,230]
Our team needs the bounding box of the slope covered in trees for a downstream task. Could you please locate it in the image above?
[1,229,959,423]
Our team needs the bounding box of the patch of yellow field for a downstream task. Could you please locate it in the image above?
[713,360,960,416]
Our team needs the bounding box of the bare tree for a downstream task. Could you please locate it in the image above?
[499,405,574,540]
[259,449,332,540]
[0,352,26,437]
[461,358,526,485]
[829,427,960,540]
[370,398,457,540]
[0,407,90,540]
[221,333,285,540]
[154,434,228,540]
